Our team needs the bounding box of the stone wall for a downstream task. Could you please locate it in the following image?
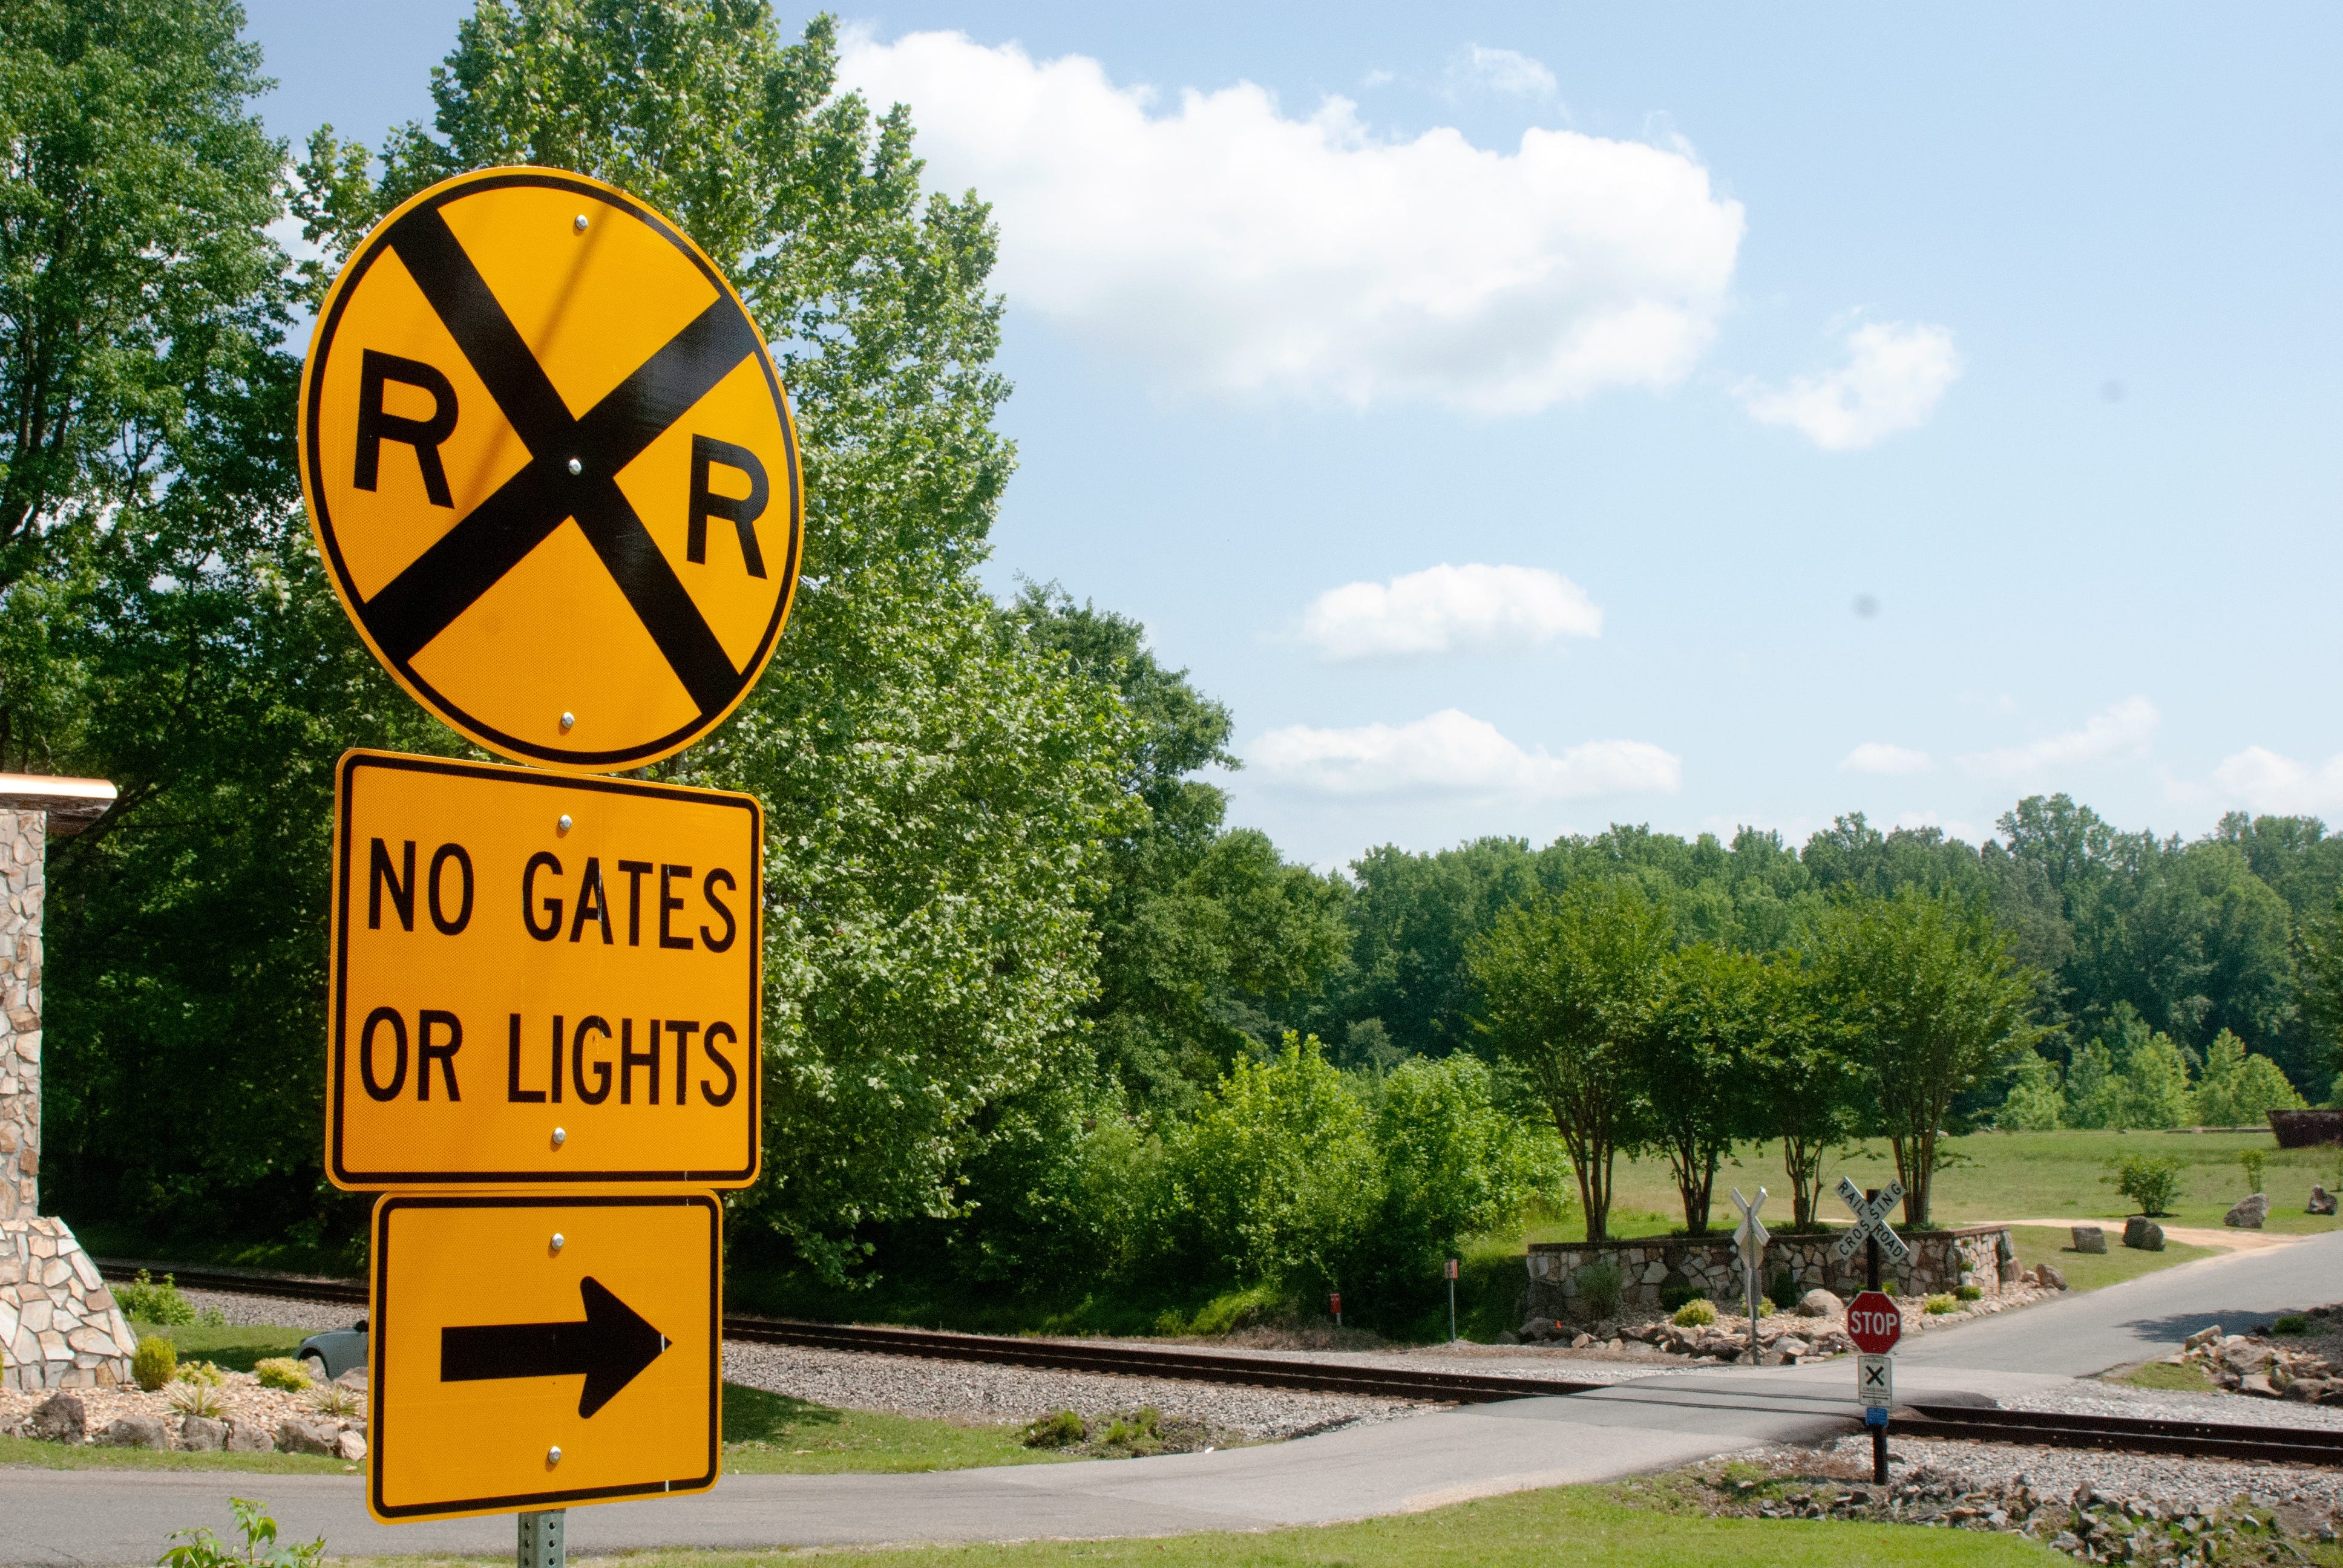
[1523,1225,2019,1321]
[0,806,39,1221]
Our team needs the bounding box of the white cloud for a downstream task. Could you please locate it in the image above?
[1300,563,1601,659]
[2211,746,2343,814]
[1840,742,1934,776]
[1740,321,1962,451]
[1249,709,1680,800]
[836,31,1744,413]
[1445,45,1558,101]
[1960,697,2160,780]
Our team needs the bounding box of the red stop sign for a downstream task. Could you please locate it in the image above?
[1846,1289,1902,1354]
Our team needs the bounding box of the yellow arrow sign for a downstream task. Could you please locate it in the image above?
[299,166,802,771]
[368,1191,721,1522]
[326,750,762,1189]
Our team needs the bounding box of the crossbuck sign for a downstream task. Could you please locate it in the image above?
[1729,1187,1769,1272]
[1832,1177,1911,1264]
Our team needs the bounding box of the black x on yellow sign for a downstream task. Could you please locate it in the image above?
[300,168,802,771]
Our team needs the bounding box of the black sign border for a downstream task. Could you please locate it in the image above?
[327,749,762,1189]
[301,166,803,770]
[369,1191,722,1521]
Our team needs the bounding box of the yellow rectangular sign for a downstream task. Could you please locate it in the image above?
[369,1191,721,1522]
[328,750,761,1188]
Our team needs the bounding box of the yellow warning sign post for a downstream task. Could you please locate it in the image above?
[298,166,802,772]
[367,1192,721,1522]
[327,751,762,1189]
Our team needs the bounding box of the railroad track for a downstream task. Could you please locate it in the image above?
[99,1256,2343,1468]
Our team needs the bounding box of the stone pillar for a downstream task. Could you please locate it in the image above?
[0,777,137,1390]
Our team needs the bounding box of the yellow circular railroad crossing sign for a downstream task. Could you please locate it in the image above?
[299,167,802,771]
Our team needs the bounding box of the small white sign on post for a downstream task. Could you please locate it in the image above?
[1830,1177,1912,1265]
[1857,1352,1893,1414]
[1728,1186,1770,1363]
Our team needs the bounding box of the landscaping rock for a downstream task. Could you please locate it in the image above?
[1796,1289,1842,1318]
[1519,1316,1558,1342]
[2239,1373,2278,1398]
[28,1393,85,1443]
[1778,1336,1812,1359]
[276,1417,341,1456]
[179,1415,227,1451]
[223,1418,275,1453]
[2035,1263,2068,1291]
[2224,1193,2271,1229]
[99,1415,171,1449]
[2122,1217,2166,1251]
[1569,1332,1593,1349]
[2184,1325,2224,1350]
[337,1429,368,1462]
[2312,1186,2338,1216]
[2070,1225,2108,1253]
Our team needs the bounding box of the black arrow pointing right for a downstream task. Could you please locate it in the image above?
[441,1275,667,1418]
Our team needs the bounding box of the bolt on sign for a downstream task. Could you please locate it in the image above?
[298,166,803,772]
[367,1192,719,1522]
[326,751,762,1189]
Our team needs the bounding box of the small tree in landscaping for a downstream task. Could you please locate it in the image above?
[2104,1152,2185,1217]
[1636,942,1765,1235]
[1469,880,1670,1243]
[1815,887,2048,1226]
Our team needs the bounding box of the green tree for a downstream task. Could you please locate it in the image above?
[2193,1029,2307,1127]
[1636,942,1764,1235]
[1468,880,1670,1242]
[1742,959,1860,1229]
[1996,1052,2065,1131]
[1814,887,2046,1225]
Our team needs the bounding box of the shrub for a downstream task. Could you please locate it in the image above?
[131,1335,177,1391]
[311,1385,361,1419]
[116,1270,196,1327]
[179,1360,227,1387]
[253,1357,310,1391]
[1766,1269,1800,1312]
[1098,1406,1162,1452]
[1672,1298,1717,1327]
[1924,1293,1959,1315]
[1573,1262,1624,1322]
[1183,1284,1285,1337]
[2273,1314,2310,1336]
[1956,1284,1983,1301]
[2103,1152,2186,1217]
[1659,1283,1709,1313]
[1020,1410,1086,1449]
[2239,1150,2267,1195]
[171,1380,225,1420]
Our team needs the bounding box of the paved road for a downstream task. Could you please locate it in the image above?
[8,1232,2336,1564]
[1898,1226,2343,1375]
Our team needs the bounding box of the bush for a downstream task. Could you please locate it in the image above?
[1659,1283,1709,1313]
[1956,1284,1983,1301]
[2103,1152,2186,1217]
[1766,1269,1800,1312]
[179,1360,226,1387]
[1672,1298,1716,1327]
[252,1357,310,1391]
[1021,1410,1086,1449]
[312,1385,361,1419]
[116,1270,196,1327]
[2239,1150,2267,1195]
[131,1334,177,1391]
[2273,1315,2309,1336]
[171,1381,224,1420]
[1181,1284,1285,1337]
[1924,1293,1959,1315]
[1573,1262,1624,1321]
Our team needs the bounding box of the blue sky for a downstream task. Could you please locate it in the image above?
[244,2,2343,867]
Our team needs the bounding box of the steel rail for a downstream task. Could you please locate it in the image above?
[98,1257,2343,1468]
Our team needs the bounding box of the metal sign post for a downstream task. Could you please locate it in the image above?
[1444,1259,1459,1342]
[1833,1178,1907,1483]
[1728,1187,1769,1364]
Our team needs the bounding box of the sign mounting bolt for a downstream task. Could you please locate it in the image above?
[551,1126,566,1148]
[559,711,575,733]
[557,813,573,834]
[549,1232,565,1253]
[548,1445,562,1465]
[567,457,582,475]
[573,214,588,232]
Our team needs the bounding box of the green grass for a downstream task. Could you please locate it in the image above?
[719,1384,1066,1475]
[125,1320,315,1373]
[337,1478,2063,1568]
[2001,1224,2217,1291]
[2122,1358,2216,1393]
[0,1433,351,1474]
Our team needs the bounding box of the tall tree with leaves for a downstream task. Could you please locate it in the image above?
[1741,958,1857,1229]
[1468,880,1670,1242]
[1634,942,1765,1235]
[1814,887,2047,1225]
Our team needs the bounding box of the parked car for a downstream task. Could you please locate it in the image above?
[297,1318,368,1382]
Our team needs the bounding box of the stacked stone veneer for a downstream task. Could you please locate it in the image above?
[1523,1224,2020,1322]
[0,806,135,1389]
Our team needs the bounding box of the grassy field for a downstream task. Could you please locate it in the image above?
[125,1320,312,1371]
[335,1478,2066,1568]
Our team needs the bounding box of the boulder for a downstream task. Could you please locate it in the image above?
[335,1368,369,1391]
[179,1416,228,1452]
[99,1416,171,1451]
[2123,1216,2166,1251]
[223,1419,275,1454]
[277,1418,342,1457]
[2184,1325,2224,1350]
[2240,1373,2279,1398]
[1778,1336,1812,1359]
[2035,1263,2069,1291]
[2224,1194,2271,1229]
[336,1429,368,1462]
[2071,1225,2108,1253]
[2311,1186,2338,1217]
[29,1393,86,1443]
[2286,1378,2332,1404]
[1519,1316,1558,1342]
[1569,1332,1594,1349]
[1796,1289,1842,1319]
